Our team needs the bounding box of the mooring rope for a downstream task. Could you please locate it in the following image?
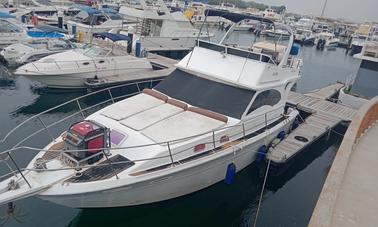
[253,159,271,227]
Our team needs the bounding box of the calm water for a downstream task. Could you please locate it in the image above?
[0,32,360,227]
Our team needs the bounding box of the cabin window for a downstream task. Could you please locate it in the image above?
[247,89,281,114]
[155,69,255,119]
[110,130,127,146]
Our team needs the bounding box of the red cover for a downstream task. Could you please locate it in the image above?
[87,137,104,154]
[71,121,96,137]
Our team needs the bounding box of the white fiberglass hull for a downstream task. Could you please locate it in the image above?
[338,87,368,109]
[140,36,209,51]
[37,112,296,208]
[20,68,149,89]
[14,53,153,89]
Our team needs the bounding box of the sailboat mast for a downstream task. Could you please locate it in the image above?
[320,0,328,17]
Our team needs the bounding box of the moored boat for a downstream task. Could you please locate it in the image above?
[0,38,79,67]
[339,41,378,109]
[0,10,302,208]
[13,32,152,89]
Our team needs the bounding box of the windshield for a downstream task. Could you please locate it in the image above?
[82,45,107,57]
[0,19,23,33]
[154,69,255,119]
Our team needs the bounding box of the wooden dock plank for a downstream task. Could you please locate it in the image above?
[306,83,344,100]
[289,91,356,121]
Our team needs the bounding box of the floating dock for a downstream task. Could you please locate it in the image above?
[267,112,342,164]
[309,97,378,227]
[267,83,357,168]
[287,91,356,121]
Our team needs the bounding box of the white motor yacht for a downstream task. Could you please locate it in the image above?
[349,24,377,55]
[66,5,132,37]
[0,38,79,67]
[14,32,152,89]
[119,0,212,52]
[339,41,378,109]
[265,27,290,39]
[0,10,301,208]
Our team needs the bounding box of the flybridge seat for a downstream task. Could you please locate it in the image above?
[251,41,286,63]
[188,107,228,123]
[143,88,169,102]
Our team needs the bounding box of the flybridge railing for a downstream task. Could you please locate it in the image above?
[196,40,276,64]
[0,78,289,188]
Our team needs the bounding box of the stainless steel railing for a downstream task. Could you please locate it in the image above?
[0,78,289,187]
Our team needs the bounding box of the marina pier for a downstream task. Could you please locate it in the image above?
[309,97,378,227]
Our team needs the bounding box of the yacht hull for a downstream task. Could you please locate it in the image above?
[21,68,150,89]
[338,87,368,109]
[37,113,296,208]
[141,36,209,51]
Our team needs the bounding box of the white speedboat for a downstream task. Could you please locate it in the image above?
[266,27,291,39]
[0,38,79,67]
[0,11,71,49]
[339,41,378,109]
[0,10,301,208]
[234,19,258,32]
[0,12,29,49]
[316,32,339,50]
[14,32,152,89]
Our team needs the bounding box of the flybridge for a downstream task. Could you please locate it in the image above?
[197,40,275,64]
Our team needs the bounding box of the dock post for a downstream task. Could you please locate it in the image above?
[326,126,331,141]
[127,33,133,54]
[135,40,141,57]
[57,11,63,29]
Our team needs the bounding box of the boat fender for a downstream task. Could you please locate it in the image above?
[290,43,300,55]
[135,40,141,57]
[292,118,300,130]
[277,131,286,141]
[256,145,268,164]
[225,163,236,185]
[31,15,38,26]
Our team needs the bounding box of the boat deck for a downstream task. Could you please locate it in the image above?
[85,54,177,90]
[66,155,135,183]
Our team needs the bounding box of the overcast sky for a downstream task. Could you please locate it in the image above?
[253,0,377,22]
